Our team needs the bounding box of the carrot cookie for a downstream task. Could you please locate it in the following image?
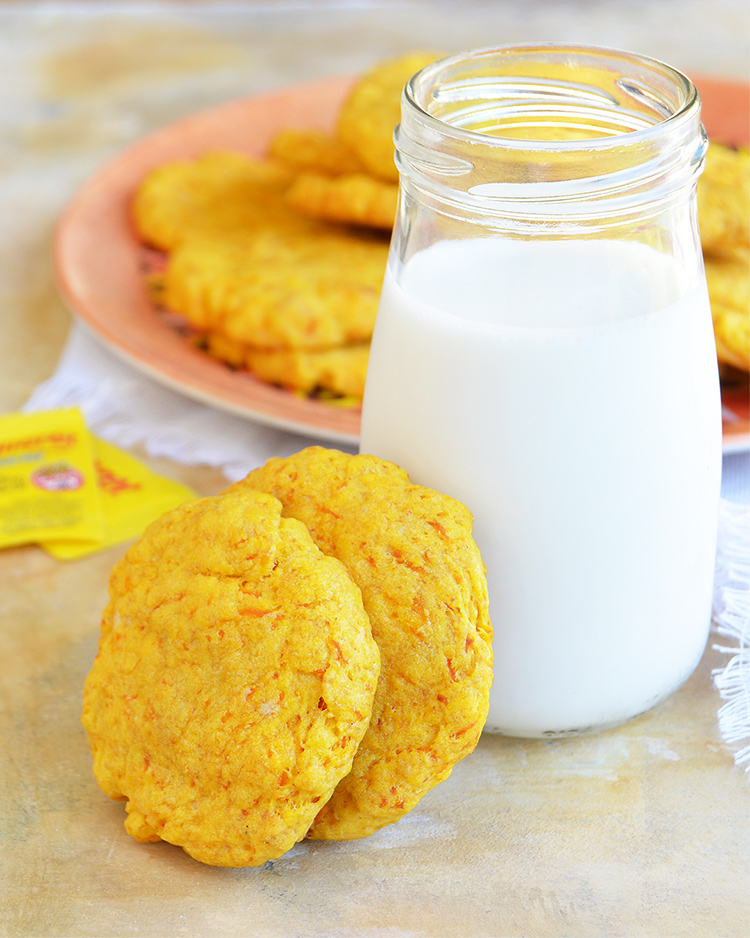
[268,127,364,177]
[705,249,750,371]
[82,488,380,867]
[205,333,370,400]
[132,150,297,251]
[698,143,749,261]
[285,171,398,230]
[134,150,388,351]
[336,51,442,183]
[163,226,387,350]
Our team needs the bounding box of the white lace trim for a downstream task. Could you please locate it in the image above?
[712,500,750,771]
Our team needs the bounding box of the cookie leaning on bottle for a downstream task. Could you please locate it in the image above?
[233,447,493,841]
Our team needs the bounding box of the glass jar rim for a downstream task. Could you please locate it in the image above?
[403,42,701,153]
[395,43,706,223]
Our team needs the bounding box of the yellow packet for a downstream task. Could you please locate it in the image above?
[0,408,104,549]
[41,436,196,560]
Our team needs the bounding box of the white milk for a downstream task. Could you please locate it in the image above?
[360,237,721,737]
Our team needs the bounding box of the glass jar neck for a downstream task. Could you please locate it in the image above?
[395,44,707,228]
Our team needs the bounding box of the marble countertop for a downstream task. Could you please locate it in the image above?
[1,3,748,936]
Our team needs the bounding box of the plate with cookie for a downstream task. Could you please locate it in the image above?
[54,56,749,449]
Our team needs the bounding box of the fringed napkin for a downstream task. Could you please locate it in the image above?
[23,323,352,481]
[713,500,750,772]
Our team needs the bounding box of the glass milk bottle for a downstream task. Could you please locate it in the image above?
[360,44,722,737]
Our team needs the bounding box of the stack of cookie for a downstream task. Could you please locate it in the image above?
[273,50,438,231]
[132,53,438,405]
[133,150,386,404]
[82,449,493,868]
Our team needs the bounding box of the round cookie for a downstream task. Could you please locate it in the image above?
[162,225,387,351]
[697,143,749,260]
[133,150,389,352]
[284,171,398,230]
[132,150,297,252]
[705,249,750,371]
[336,51,443,183]
[268,127,365,177]
[231,447,493,840]
[82,488,380,867]
[204,333,370,400]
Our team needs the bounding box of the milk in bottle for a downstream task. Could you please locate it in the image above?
[359,45,722,736]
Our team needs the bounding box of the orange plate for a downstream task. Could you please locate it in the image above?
[54,73,749,449]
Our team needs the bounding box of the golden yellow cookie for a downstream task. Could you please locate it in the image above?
[133,148,388,368]
[82,488,380,867]
[205,332,370,399]
[132,150,296,251]
[705,249,750,371]
[337,51,442,183]
[285,172,399,230]
[231,447,493,841]
[268,127,364,176]
[698,143,750,260]
[163,227,388,350]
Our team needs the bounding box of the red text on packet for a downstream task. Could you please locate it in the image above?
[95,461,143,496]
[0,433,77,455]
